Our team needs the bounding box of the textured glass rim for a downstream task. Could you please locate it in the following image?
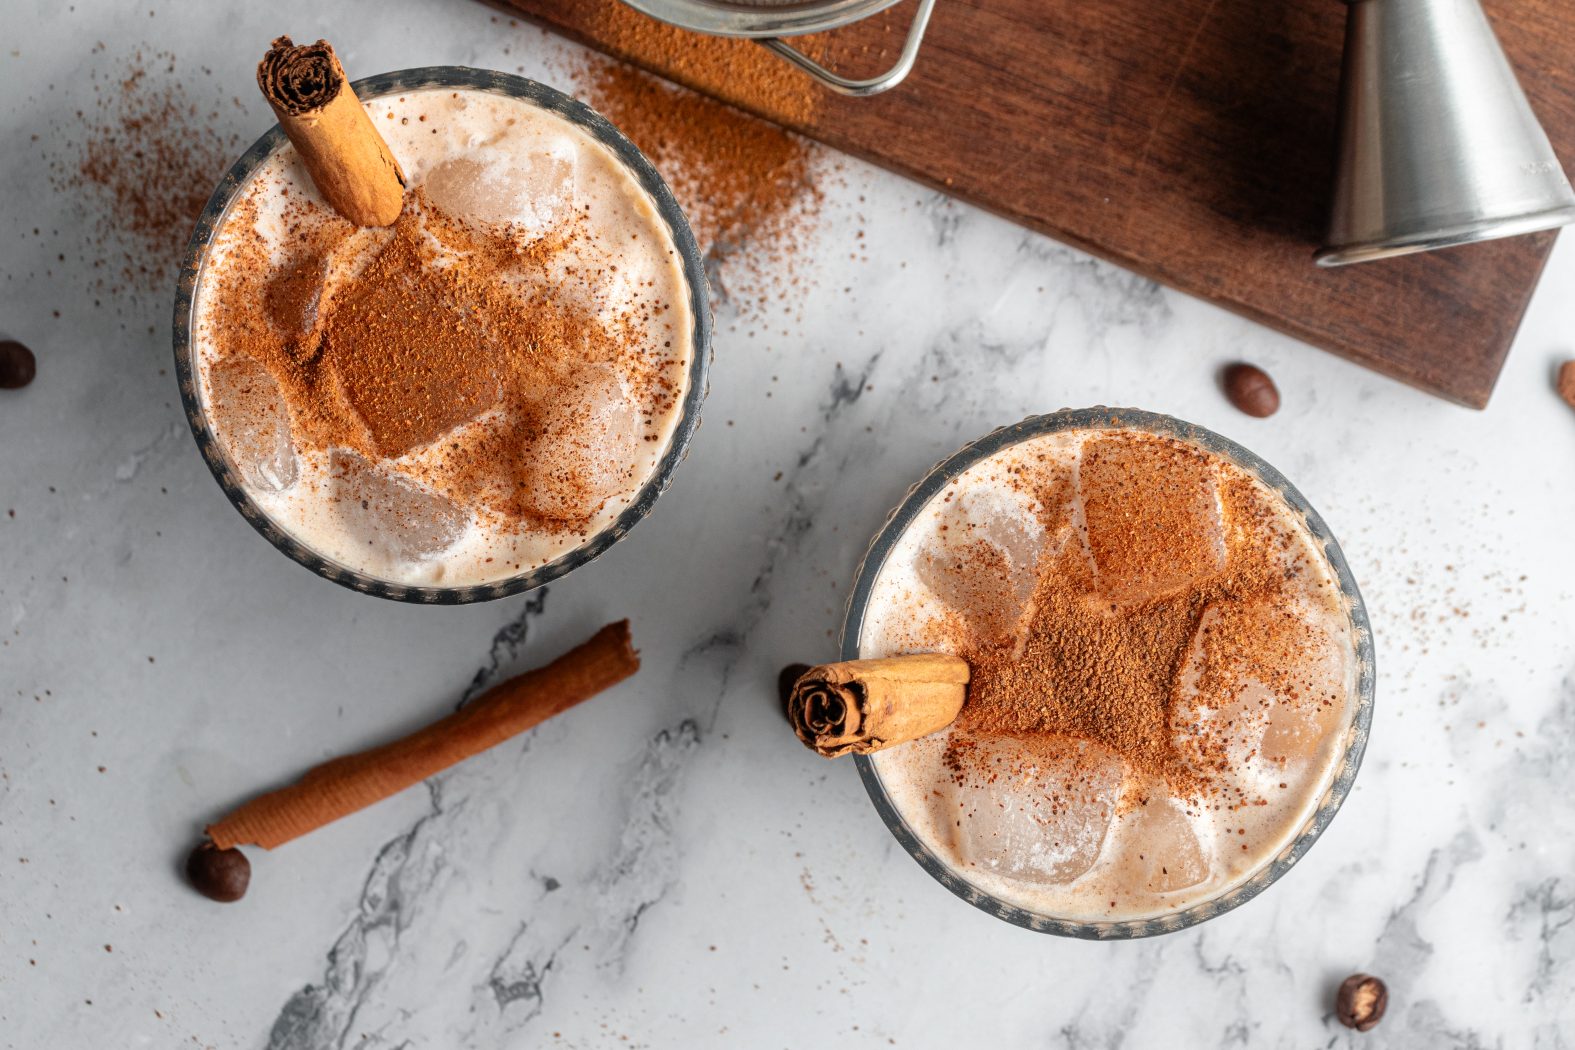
[840,407,1377,939]
[172,67,712,604]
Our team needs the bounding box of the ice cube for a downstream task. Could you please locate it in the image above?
[516,366,642,522]
[319,249,502,457]
[1078,434,1226,603]
[1259,613,1349,765]
[329,449,466,561]
[205,353,297,493]
[915,485,1049,645]
[541,235,648,336]
[422,142,577,234]
[1174,605,1269,778]
[264,251,331,338]
[1172,600,1350,779]
[934,735,1123,886]
[1121,794,1210,894]
[265,230,389,341]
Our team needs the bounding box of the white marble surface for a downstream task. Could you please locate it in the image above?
[4,1,1575,1046]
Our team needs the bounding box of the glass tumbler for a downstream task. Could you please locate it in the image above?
[173,67,711,603]
[841,407,1376,938]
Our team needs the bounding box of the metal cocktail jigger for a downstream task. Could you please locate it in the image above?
[1317,0,1575,266]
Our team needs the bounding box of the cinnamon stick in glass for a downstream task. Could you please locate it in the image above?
[256,36,405,226]
[207,621,639,850]
[786,654,969,758]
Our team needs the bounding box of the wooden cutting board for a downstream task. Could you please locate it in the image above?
[505,0,1575,407]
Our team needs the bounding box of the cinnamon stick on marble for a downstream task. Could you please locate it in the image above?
[256,36,405,226]
[207,621,639,850]
[787,654,970,758]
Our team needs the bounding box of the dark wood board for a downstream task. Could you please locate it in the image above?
[504,0,1575,407]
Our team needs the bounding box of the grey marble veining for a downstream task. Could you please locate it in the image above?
[4,1,1575,1047]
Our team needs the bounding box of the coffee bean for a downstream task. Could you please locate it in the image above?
[0,340,36,389]
[1335,973,1388,1032]
[186,840,251,902]
[779,663,813,721]
[1557,359,1575,410]
[1222,362,1279,418]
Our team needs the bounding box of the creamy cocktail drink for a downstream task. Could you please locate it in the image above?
[188,79,699,589]
[855,418,1368,925]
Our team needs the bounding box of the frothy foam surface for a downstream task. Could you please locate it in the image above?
[192,86,694,587]
[862,428,1361,923]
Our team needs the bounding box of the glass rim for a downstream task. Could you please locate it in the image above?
[620,0,904,37]
[839,407,1377,939]
[171,66,712,604]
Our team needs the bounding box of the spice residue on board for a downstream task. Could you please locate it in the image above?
[554,3,835,324]
[572,0,826,127]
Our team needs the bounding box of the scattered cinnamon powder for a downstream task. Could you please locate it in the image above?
[546,2,831,321]
[572,0,826,127]
[574,61,823,264]
[203,186,678,531]
[316,229,506,457]
[1078,437,1226,603]
[576,59,831,314]
[54,49,244,295]
[934,433,1347,808]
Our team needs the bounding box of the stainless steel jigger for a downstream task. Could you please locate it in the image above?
[1318,0,1575,266]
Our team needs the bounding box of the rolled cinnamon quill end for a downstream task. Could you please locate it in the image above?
[257,36,405,226]
[207,621,639,851]
[787,654,969,758]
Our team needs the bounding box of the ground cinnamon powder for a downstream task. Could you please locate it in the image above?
[573,0,826,127]
[204,187,672,531]
[550,2,831,321]
[938,433,1343,807]
[57,50,244,296]
[574,61,822,261]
